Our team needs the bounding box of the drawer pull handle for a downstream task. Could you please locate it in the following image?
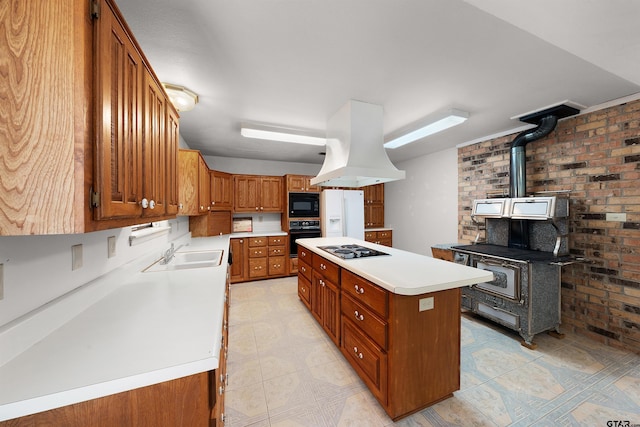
[354,311,364,321]
[354,285,365,294]
[219,386,224,395]
[301,267,306,272]
[353,347,364,359]
[320,263,327,270]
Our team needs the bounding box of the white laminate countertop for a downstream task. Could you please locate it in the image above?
[297,237,493,296]
[0,235,230,422]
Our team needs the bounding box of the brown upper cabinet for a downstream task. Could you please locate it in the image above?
[364,183,385,228]
[178,150,210,216]
[210,170,233,210]
[285,175,320,193]
[234,175,283,213]
[94,0,179,222]
[0,0,178,235]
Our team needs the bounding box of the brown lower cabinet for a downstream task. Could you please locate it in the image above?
[297,246,461,421]
[230,235,288,283]
[364,229,392,247]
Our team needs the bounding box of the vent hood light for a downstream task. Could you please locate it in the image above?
[384,109,469,149]
[240,125,326,146]
[311,100,405,188]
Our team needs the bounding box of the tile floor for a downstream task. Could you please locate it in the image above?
[225,277,640,426]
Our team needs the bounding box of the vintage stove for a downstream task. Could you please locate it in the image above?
[453,103,580,349]
[318,244,389,259]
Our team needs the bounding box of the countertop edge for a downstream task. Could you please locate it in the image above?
[297,237,493,295]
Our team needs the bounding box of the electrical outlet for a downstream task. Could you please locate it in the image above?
[72,244,83,270]
[419,296,434,311]
[606,212,626,222]
[108,236,116,258]
[0,263,4,300]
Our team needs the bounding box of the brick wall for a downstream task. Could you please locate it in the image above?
[458,99,640,354]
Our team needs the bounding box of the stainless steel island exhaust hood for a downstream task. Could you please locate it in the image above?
[311,100,405,188]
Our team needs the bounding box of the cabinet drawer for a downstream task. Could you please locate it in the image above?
[269,255,286,276]
[248,258,267,278]
[342,319,387,403]
[341,269,388,318]
[364,231,376,241]
[248,237,267,247]
[298,246,313,264]
[298,260,312,282]
[313,256,340,284]
[342,293,387,349]
[249,247,267,257]
[298,275,311,308]
[378,230,392,239]
[269,246,286,256]
[268,236,285,246]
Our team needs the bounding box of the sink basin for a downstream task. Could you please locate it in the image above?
[144,249,224,272]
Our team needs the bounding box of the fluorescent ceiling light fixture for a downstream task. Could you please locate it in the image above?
[240,126,326,146]
[162,83,199,112]
[384,109,469,149]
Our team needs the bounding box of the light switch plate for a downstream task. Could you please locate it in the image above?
[419,296,434,311]
[108,236,116,258]
[72,244,83,270]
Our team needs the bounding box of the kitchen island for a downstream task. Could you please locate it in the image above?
[296,237,493,421]
[0,235,230,425]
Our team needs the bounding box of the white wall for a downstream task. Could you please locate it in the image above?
[385,148,459,256]
[204,155,322,176]
[0,217,190,328]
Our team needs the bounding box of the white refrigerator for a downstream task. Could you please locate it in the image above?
[320,189,365,239]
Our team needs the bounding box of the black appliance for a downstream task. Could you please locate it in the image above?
[318,244,389,259]
[288,192,320,218]
[289,220,321,256]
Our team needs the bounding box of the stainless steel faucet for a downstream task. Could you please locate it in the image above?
[161,243,176,264]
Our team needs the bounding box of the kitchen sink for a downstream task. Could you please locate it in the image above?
[143,249,224,272]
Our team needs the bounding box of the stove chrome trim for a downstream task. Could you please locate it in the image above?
[472,257,521,302]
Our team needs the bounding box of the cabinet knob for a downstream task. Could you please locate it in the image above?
[255,207,259,211]
[149,199,155,209]
[354,285,364,294]
[141,198,149,209]
[354,311,364,321]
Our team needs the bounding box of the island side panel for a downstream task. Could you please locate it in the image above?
[387,287,461,420]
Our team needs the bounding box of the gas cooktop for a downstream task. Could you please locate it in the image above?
[318,244,389,259]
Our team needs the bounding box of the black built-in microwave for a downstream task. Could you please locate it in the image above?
[288,192,320,218]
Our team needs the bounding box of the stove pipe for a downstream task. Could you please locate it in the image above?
[508,114,559,249]
[509,115,558,198]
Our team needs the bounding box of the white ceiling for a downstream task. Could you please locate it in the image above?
[116,0,640,165]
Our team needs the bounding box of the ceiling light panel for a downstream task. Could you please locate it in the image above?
[384,109,469,149]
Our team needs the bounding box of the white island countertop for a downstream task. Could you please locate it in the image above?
[0,235,230,422]
[297,237,493,295]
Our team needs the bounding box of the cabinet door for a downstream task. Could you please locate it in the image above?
[260,177,283,212]
[364,183,384,204]
[234,175,260,211]
[141,72,166,217]
[286,175,307,192]
[198,155,210,214]
[178,150,199,215]
[365,205,385,228]
[230,238,245,283]
[94,0,143,219]
[322,278,341,345]
[211,170,233,210]
[165,106,180,215]
[311,272,324,323]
